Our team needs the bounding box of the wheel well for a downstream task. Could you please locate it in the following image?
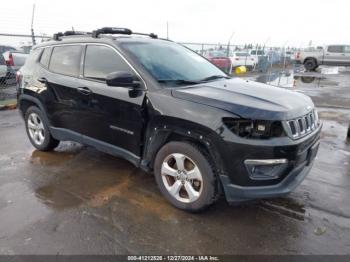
[19,99,37,117]
[144,130,223,177]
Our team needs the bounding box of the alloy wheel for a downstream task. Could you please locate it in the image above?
[161,153,203,203]
[27,112,45,145]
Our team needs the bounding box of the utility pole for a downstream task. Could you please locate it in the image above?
[31,4,36,45]
[166,22,169,40]
[226,31,235,57]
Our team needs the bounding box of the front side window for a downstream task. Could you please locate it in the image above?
[49,45,82,76]
[120,40,226,84]
[84,45,132,80]
[327,45,344,53]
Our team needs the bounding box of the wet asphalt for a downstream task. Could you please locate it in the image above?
[0,67,349,255]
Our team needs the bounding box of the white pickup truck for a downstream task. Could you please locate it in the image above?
[296,45,350,70]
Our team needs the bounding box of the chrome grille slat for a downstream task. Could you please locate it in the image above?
[284,110,319,139]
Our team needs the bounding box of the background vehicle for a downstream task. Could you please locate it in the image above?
[2,50,28,79]
[249,49,265,61]
[0,55,7,85]
[0,45,17,55]
[229,52,256,70]
[204,50,231,72]
[17,28,321,212]
[296,45,350,71]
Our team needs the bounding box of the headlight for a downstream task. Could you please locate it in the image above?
[223,118,286,139]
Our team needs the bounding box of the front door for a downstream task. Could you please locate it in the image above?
[323,45,346,65]
[78,44,146,157]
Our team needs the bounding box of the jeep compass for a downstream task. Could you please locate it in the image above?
[17,27,322,212]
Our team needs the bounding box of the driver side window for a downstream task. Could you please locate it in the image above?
[83,45,133,81]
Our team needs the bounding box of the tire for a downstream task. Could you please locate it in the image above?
[301,76,316,84]
[154,141,218,212]
[304,58,318,71]
[24,106,59,151]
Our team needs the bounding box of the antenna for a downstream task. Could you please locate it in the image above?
[31,4,36,45]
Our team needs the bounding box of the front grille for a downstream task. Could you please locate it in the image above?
[284,110,319,139]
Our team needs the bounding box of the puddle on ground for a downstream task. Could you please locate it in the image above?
[253,69,340,89]
[30,142,84,166]
[260,197,306,221]
[35,185,83,210]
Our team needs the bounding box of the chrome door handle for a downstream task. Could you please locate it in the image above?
[77,87,92,95]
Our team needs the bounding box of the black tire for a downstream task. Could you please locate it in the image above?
[24,106,59,151]
[301,76,316,84]
[304,58,318,71]
[154,141,218,212]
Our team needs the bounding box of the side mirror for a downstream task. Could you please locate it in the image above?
[106,71,140,88]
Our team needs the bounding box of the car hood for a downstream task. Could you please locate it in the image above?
[171,78,314,121]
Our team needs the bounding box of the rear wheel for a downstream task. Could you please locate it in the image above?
[304,58,318,71]
[154,141,218,212]
[25,106,59,151]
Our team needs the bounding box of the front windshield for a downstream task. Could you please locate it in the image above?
[120,40,227,85]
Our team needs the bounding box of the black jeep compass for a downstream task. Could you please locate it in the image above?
[17,27,321,212]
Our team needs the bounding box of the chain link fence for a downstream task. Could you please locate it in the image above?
[0,34,49,103]
[0,33,297,103]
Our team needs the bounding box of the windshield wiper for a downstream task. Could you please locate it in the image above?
[158,79,200,85]
[198,75,230,82]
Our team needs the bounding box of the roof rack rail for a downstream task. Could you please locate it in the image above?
[53,31,91,41]
[92,27,157,39]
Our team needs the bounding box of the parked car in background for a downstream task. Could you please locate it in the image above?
[204,50,231,72]
[296,45,350,71]
[249,49,265,60]
[229,52,256,70]
[0,45,17,55]
[0,55,7,84]
[2,50,28,79]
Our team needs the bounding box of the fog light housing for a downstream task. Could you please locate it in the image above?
[244,159,288,180]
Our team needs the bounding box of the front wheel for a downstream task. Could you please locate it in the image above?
[154,141,218,212]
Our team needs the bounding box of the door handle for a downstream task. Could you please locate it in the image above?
[77,87,92,95]
[37,77,47,83]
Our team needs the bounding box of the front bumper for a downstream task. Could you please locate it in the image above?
[219,124,321,204]
[221,160,314,204]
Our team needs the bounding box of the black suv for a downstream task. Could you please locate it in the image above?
[17,28,321,212]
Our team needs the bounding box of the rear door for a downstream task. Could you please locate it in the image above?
[42,45,85,133]
[323,45,346,65]
[78,44,146,157]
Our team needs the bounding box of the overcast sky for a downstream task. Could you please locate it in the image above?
[1,0,349,47]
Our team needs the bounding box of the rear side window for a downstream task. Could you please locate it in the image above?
[83,45,132,80]
[49,45,82,76]
[327,45,344,53]
[23,49,42,67]
[40,47,52,68]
